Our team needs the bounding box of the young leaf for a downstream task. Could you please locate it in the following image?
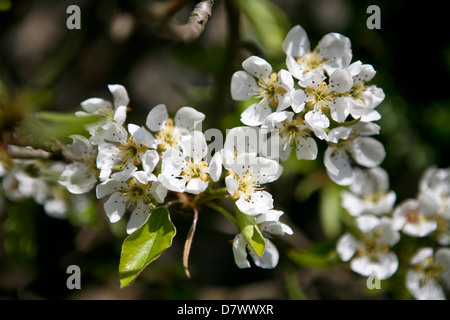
[234,205,265,257]
[119,207,176,288]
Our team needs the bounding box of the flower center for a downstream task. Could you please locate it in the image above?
[232,172,261,201]
[414,256,448,288]
[406,209,425,225]
[295,49,327,75]
[121,178,154,205]
[278,117,309,146]
[305,81,335,113]
[349,80,367,103]
[155,118,181,152]
[357,229,388,262]
[257,73,287,109]
[182,159,211,182]
[118,137,148,166]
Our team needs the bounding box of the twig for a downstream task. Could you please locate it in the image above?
[183,206,199,278]
[210,0,240,129]
[143,0,215,43]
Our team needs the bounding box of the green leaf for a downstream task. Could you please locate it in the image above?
[235,204,265,257]
[287,243,339,270]
[119,207,176,288]
[0,0,11,11]
[3,200,39,265]
[234,0,289,58]
[319,183,343,239]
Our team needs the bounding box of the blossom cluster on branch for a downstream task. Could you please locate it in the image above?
[1,24,449,298]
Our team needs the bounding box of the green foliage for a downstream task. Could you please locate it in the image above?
[234,0,289,59]
[235,204,265,257]
[119,207,176,288]
[0,0,11,11]
[287,242,339,270]
[3,200,39,265]
[319,182,344,240]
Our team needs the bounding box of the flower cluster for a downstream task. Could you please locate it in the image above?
[1,22,447,298]
[231,25,386,186]
[61,83,292,269]
[337,166,450,299]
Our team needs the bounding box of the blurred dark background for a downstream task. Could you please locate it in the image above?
[0,0,449,300]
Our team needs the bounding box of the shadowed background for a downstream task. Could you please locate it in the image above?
[0,0,449,299]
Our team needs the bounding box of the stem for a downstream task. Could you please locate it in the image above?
[143,0,215,43]
[204,201,238,228]
[210,0,240,130]
[183,206,199,278]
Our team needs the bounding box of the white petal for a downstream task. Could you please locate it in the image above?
[378,217,400,246]
[282,25,310,57]
[126,203,150,234]
[249,238,279,269]
[336,233,358,261]
[230,71,258,101]
[298,68,325,88]
[318,32,352,72]
[108,84,129,108]
[350,137,386,168]
[208,152,223,182]
[142,150,160,174]
[357,64,376,82]
[410,247,434,265]
[146,104,168,132]
[174,106,205,132]
[180,131,207,162]
[80,97,110,114]
[356,214,380,233]
[113,105,127,125]
[403,220,437,237]
[150,181,168,203]
[341,190,365,216]
[295,136,317,160]
[329,68,353,93]
[225,174,238,196]
[242,56,272,80]
[290,89,307,113]
[128,124,155,148]
[96,179,123,199]
[327,126,352,144]
[66,135,93,157]
[240,103,272,127]
[329,97,350,123]
[232,233,251,269]
[286,55,305,80]
[103,191,127,223]
[185,178,209,195]
[324,147,353,186]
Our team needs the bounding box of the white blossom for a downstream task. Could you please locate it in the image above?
[338,61,385,122]
[96,170,167,234]
[76,84,129,145]
[262,111,317,161]
[232,210,292,269]
[231,56,294,126]
[282,24,352,82]
[336,214,400,280]
[58,135,99,194]
[392,198,438,238]
[158,131,222,195]
[406,247,450,300]
[341,167,396,216]
[146,104,205,152]
[96,122,157,181]
[324,122,386,185]
[224,153,281,215]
